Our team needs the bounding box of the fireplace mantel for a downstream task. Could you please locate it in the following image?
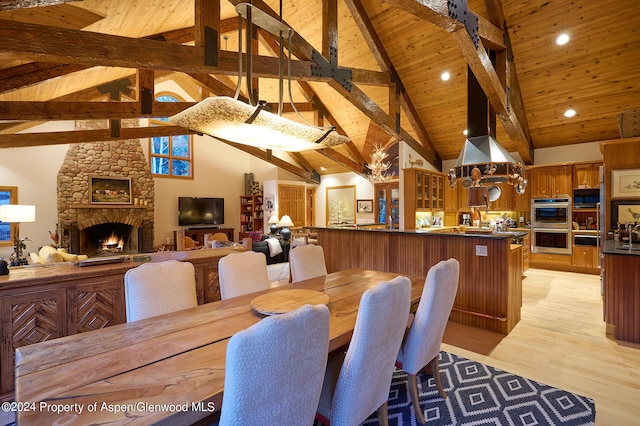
[69,204,149,210]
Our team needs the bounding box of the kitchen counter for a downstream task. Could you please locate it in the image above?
[314,226,522,335]
[320,225,529,240]
[603,240,640,256]
[603,241,640,344]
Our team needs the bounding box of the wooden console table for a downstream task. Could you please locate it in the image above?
[0,247,242,401]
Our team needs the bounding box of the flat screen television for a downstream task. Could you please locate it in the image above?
[178,197,224,226]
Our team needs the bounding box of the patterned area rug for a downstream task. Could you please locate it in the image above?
[361,351,595,426]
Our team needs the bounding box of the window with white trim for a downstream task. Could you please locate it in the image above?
[149,93,193,178]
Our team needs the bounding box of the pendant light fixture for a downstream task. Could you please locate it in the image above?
[170,3,349,152]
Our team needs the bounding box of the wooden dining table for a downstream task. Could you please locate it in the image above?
[14,269,424,425]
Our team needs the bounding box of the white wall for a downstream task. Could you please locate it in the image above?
[315,173,375,226]
[0,121,75,257]
[532,141,602,165]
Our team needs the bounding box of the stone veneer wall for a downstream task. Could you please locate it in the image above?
[57,120,154,251]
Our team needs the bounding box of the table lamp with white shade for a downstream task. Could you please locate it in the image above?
[278,215,294,242]
[0,204,36,266]
[267,214,280,235]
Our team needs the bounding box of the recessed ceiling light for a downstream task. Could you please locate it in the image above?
[564,109,576,118]
[320,166,326,171]
[441,71,451,81]
[463,129,468,136]
[556,33,570,46]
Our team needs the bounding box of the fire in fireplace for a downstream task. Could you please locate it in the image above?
[81,223,137,257]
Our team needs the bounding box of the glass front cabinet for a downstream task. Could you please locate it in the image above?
[374,181,400,229]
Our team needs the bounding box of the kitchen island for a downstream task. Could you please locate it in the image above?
[602,240,640,344]
[315,226,525,336]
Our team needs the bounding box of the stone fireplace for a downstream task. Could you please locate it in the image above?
[57,122,154,256]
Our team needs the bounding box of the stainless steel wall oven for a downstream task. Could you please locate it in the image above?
[531,198,572,254]
[531,198,572,229]
[532,228,572,254]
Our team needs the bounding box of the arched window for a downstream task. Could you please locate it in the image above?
[149,93,193,178]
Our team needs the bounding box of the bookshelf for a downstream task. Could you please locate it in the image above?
[239,194,264,239]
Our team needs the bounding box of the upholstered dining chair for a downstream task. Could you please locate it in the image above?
[289,244,328,283]
[124,260,198,322]
[218,250,270,299]
[397,258,460,424]
[219,304,330,426]
[316,276,411,426]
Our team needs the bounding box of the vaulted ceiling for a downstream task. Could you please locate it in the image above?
[1,0,638,182]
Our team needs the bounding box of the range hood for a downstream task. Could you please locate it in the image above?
[450,67,525,192]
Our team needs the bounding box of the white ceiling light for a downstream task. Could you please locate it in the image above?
[463,129,468,136]
[564,109,576,118]
[441,71,451,81]
[556,33,570,46]
[169,3,349,151]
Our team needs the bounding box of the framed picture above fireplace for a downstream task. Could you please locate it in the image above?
[90,176,132,205]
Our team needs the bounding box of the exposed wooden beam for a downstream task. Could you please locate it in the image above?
[288,152,315,173]
[0,19,317,80]
[323,0,338,59]
[0,126,192,148]
[383,0,532,164]
[329,80,439,168]
[0,101,196,120]
[0,62,88,94]
[316,147,367,177]
[0,0,74,11]
[453,31,532,163]
[195,0,219,48]
[221,141,315,183]
[259,33,367,171]
[237,0,428,170]
[344,0,440,166]
[345,0,442,168]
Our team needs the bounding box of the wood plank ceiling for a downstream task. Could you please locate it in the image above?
[0,0,638,182]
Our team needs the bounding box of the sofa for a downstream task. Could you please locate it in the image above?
[251,235,286,264]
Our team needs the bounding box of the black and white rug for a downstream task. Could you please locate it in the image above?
[362,351,595,426]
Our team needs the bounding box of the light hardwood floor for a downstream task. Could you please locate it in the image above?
[442,268,640,426]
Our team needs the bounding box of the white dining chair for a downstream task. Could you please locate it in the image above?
[219,304,330,426]
[124,260,198,322]
[316,276,411,426]
[218,250,270,299]
[397,258,460,424]
[289,244,328,283]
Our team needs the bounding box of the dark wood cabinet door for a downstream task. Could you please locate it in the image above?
[1,288,66,394]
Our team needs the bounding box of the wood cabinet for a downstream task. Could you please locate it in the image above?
[0,248,238,399]
[404,169,445,211]
[404,169,445,229]
[239,194,264,239]
[529,164,572,198]
[375,181,400,228]
[604,252,640,343]
[573,162,602,189]
[572,245,599,269]
[530,252,572,267]
[489,182,514,211]
[522,231,530,272]
[512,169,531,212]
[444,178,457,212]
